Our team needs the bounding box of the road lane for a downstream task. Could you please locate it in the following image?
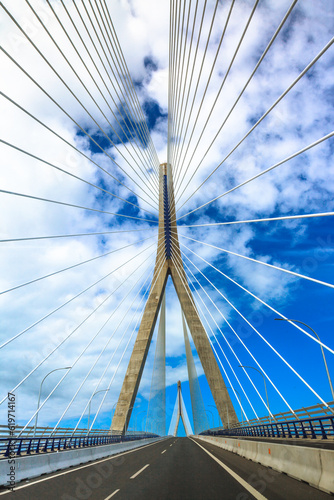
[115,436,260,500]
[0,438,171,500]
[192,439,267,499]
[193,437,331,500]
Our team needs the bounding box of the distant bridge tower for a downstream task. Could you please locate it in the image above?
[111,163,238,434]
[172,381,193,437]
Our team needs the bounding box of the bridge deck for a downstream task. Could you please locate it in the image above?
[0,437,331,499]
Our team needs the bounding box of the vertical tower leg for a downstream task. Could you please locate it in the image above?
[145,292,166,435]
[183,312,209,434]
[111,166,169,434]
[170,261,238,427]
[110,262,168,434]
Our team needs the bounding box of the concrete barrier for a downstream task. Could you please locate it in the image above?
[195,435,334,494]
[0,437,166,487]
[319,447,334,494]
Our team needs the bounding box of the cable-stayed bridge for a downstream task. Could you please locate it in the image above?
[0,0,333,498]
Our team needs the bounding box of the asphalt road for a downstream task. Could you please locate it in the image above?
[0,437,331,499]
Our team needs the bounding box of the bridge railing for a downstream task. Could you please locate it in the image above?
[200,415,334,440]
[232,401,334,428]
[0,433,159,458]
[0,424,115,438]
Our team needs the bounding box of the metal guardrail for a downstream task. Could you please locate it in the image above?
[200,415,334,440]
[230,401,334,428]
[0,433,159,458]
[0,425,116,438]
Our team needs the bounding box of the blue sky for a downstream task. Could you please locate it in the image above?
[0,0,333,436]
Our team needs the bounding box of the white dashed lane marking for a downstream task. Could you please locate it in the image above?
[130,464,150,479]
[104,490,120,499]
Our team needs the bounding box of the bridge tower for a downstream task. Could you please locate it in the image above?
[172,381,193,437]
[111,163,238,434]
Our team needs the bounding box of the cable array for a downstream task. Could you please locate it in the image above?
[165,0,334,424]
[0,0,163,432]
[0,0,333,434]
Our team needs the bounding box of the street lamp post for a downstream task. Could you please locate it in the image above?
[224,388,245,427]
[207,404,229,429]
[87,389,109,433]
[204,409,215,429]
[109,400,127,435]
[33,367,71,437]
[110,400,124,422]
[275,318,334,401]
[110,401,118,427]
[208,405,219,427]
[145,417,155,435]
[125,406,138,434]
[134,410,146,432]
[239,365,272,424]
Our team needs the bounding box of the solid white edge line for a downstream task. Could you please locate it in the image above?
[130,463,150,479]
[104,489,120,499]
[190,439,268,500]
[0,438,169,496]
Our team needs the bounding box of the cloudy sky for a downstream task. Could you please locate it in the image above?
[0,0,333,435]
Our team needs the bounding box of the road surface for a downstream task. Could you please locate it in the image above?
[0,437,330,499]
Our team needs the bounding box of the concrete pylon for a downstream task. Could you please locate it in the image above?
[173,381,192,437]
[111,164,238,434]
